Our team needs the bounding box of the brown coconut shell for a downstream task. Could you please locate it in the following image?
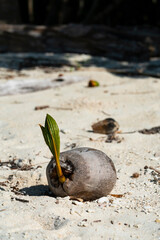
[92,118,119,135]
[46,147,116,201]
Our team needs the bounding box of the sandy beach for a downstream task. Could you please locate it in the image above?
[0,65,160,240]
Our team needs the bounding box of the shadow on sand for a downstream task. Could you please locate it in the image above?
[20,184,54,197]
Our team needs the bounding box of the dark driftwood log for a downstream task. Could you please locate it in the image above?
[0,24,160,62]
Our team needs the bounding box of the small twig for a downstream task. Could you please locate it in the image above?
[11,189,25,195]
[101,110,111,116]
[11,197,29,203]
[0,161,10,166]
[93,220,101,223]
[35,151,41,156]
[0,209,6,212]
[34,105,49,110]
[149,166,160,175]
[109,194,124,198]
[119,131,137,134]
[51,107,73,111]
[0,181,8,186]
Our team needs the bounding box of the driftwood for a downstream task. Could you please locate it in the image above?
[0,24,160,62]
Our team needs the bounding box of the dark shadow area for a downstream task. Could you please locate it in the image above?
[0,53,72,70]
[0,2,160,81]
[0,24,159,62]
[0,52,159,79]
[2,0,160,27]
[0,23,159,78]
[87,130,94,133]
[20,184,54,197]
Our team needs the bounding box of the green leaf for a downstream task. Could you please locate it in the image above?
[39,125,53,155]
[45,114,60,158]
[40,114,65,183]
[39,114,60,158]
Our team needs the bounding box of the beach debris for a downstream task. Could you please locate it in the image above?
[34,105,49,110]
[64,142,76,149]
[138,126,160,134]
[144,165,148,169]
[143,165,160,184]
[60,129,71,134]
[4,180,25,196]
[58,74,64,77]
[105,134,123,143]
[93,220,101,223]
[10,181,20,194]
[110,194,124,198]
[88,80,100,87]
[55,78,64,82]
[40,114,117,201]
[0,158,40,171]
[0,209,6,212]
[155,219,160,223]
[11,197,29,203]
[133,224,139,228]
[0,181,8,187]
[60,129,67,134]
[119,125,160,135]
[54,73,65,81]
[101,110,110,116]
[92,118,119,135]
[0,160,33,171]
[144,165,160,175]
[77,219,88,227]
[92,118,122,143]
[131,172,140,178]
[86,209,95,213]
[149,166,160,175]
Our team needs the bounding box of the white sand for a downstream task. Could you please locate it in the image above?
[0,68,160,240]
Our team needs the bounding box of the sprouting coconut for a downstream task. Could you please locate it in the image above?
[40,114,117,201]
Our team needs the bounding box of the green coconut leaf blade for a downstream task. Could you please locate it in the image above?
[39,125,54,155]
[40,114,65,183]
[45,114,60,158]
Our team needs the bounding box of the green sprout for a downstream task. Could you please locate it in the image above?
[39,114,65,183]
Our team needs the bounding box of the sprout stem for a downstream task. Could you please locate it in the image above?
[49,127,65,183]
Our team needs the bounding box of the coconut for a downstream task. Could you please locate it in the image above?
[46,147,116,201]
